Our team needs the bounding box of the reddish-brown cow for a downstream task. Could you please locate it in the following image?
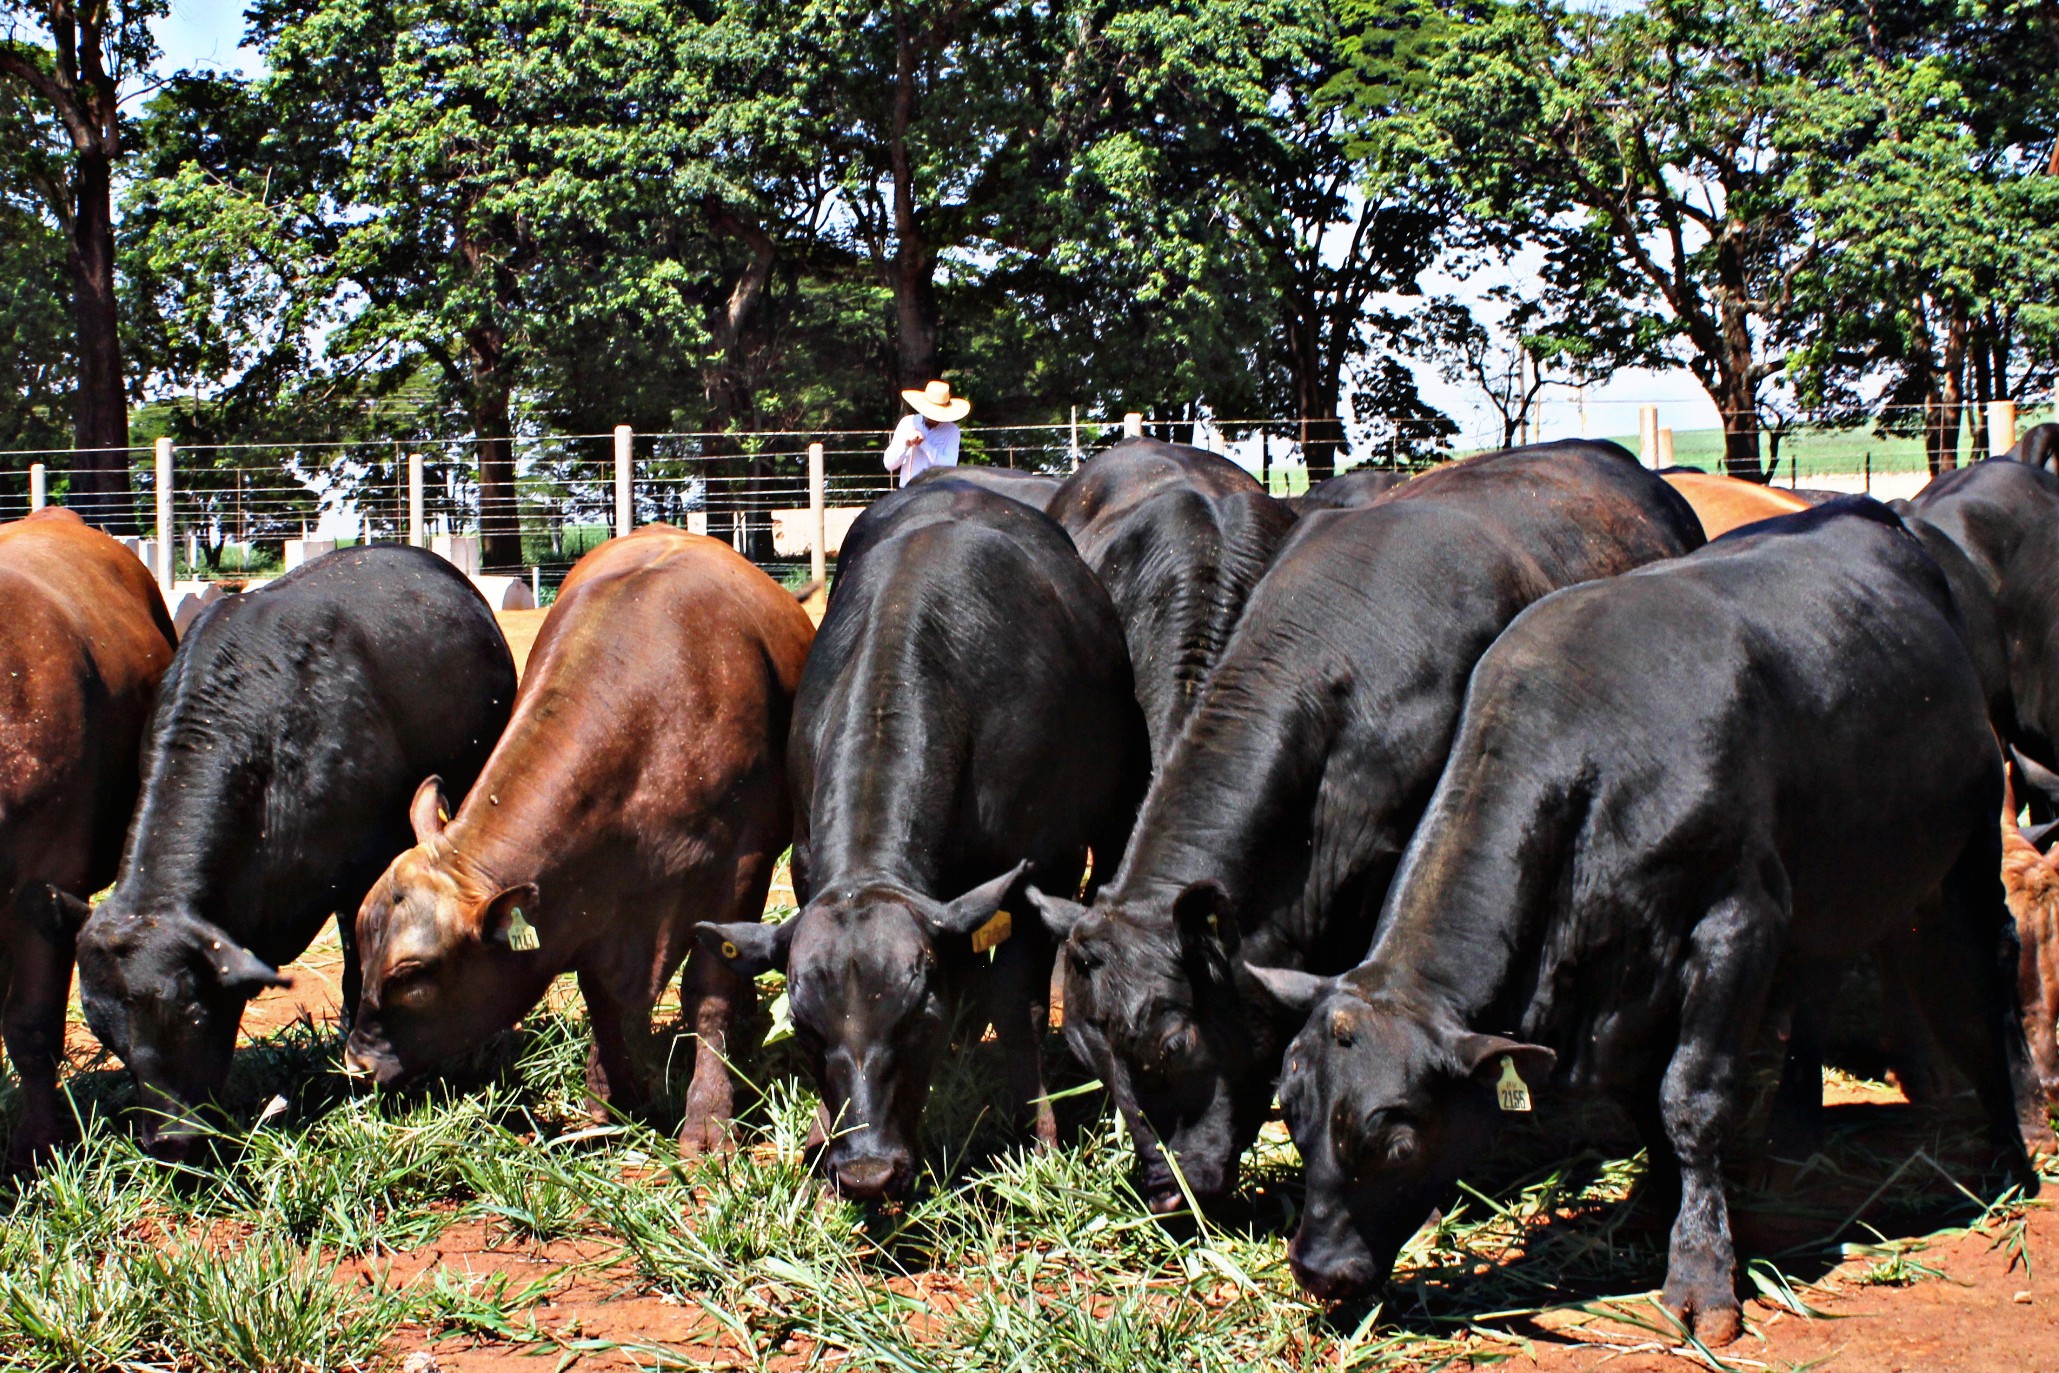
[342,526,813,1150]
[1663,470,1813,539]
[2003,764,2059,1101]
[0,509,176,1164]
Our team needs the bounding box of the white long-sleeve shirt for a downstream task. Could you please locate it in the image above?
[882,414,961,486]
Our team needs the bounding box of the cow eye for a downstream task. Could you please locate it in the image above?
[1386,1124,1419,1165]
[383,961,432,1005]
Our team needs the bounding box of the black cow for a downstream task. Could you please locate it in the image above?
[1286,467,1408,514]
[73,546,515,1157]
[1028,441,1703,1213]
[1906,457,2059,593]
[909,462,1063,510]
[698,481,1148,1199]
[1254,501,2042,1343]
[1047,439,1298,766]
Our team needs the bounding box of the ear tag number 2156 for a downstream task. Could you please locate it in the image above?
[1495,1056,1532,1113]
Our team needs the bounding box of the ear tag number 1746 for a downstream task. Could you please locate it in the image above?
[1495,1056,1532,1113]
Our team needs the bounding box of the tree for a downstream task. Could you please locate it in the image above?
[0,80,71,468]
[0,0,160,526]
[1354,0,1836,480]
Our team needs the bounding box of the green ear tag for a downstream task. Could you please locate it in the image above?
[971,909,1013,956]
[506,906,540,953]
[1495,1056,1532,1113]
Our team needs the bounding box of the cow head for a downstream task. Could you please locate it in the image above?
[1252,965,1554,1303]
[75,895,292,1161]
[697,860,1026,1201]
[343,777,547,1086]
[1028,878,1294,1213]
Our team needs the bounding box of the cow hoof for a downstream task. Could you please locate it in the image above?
[1663,1293,1742,1347]
[677,1115,738,1159]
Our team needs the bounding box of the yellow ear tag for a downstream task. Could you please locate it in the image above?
[1495,1055,1532,1113]
[438,805,450,824]
[720,940,741,961]
[971,909,1013,956]
[505,906,540,953]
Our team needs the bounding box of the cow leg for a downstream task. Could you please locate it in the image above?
[677,943,754,1157]
[577,968,653,1125]
[1657,888,1782,1348]
[4,886,77,1168]
[988,938,1059,1148]
[1768,981,1832,1159]
[1621,1070,1682,1220]
[1904,835,2048,1164]
[335,909,362,1036]
[1876,924,1957,1106]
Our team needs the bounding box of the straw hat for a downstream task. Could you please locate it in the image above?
[902,379,971,424]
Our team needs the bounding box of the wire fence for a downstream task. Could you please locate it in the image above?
[0,401,2045,591]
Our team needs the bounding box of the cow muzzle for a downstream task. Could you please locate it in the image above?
[1287,1233,1384,1304]
[828,1149,914,1200]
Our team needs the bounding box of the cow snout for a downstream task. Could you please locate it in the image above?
[829,1151,913,1200]
[1287,1234,1382,1304]
[340,1036,400,1085]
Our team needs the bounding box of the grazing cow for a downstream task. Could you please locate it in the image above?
[2002,766,2059,1101]
[0,510,176,1165]
[1905,457,2059,593]
[1662,470,1812,538]
[909,463,1063,511]
[343,527,812,1151]
[1287,468,1409,514]
[699,481,1148,1199]
[75,546,514,1158]
[1254,501,2041,1343]
[1047,439,1298,765]
[1029,441,1703,1213]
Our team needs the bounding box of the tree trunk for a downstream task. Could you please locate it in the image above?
[1710,234,1767,481]
[467,324,523,570]
[1933,300,1969,473]
[66,145,133,530]
[887,7,940,389]
[1712,366,1764,481]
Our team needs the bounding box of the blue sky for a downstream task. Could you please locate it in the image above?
[145,3,1717,448]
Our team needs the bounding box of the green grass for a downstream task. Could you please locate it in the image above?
[0,985,2042,1371]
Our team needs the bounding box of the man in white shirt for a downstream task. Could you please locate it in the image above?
[883,379,969,486]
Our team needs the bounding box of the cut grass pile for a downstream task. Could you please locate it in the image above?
[0,981,2044,1371]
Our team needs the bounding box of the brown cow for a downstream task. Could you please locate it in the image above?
[341,526,813,1151]
[1663,470,1813,539]
[0,509,176,1164]
[2003,764,2059,1101]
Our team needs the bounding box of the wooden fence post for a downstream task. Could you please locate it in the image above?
[614,424,634,536]
[1991,399,2018,457]
[1639,406,1660,467]
[28,462,44,511]
[154,437,174,591]
[1657,427,1675,469]
[408,452,425,547]
[808,441,827,584]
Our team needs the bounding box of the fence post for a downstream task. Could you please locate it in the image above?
[408,452,425,547]
[808,441,827,585]
[1990,399,2018,457]
[28,462,44,511]
[1657,427,1675,469]
[531,565,540,605]
[1123,413,1143,439]
[1070,405,1081,469]
[614,424,634,536]
[1638,406,1659,467]
[154,437,174,591]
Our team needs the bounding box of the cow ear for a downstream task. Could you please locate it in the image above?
[410,775,452,843]
[479,884,543,951]
[29,883,92,943]
[1173,880,1239,972]
[695,919,795,977]
[931,859,1032,938]
[1024,884,1087,940]
[1244,964,1336,1020]
[185,917,294,995]
[1451,1032,1555,1091]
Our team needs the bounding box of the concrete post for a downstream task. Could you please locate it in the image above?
[614,424,634,536]
[1991,399,2018,457]
[1123,413,1143,439]
[1657,427,1675,469]
[808,441,827,584]
[1070,404,1080,469]
[154,437,174,591]
[531,564,540,604]
[28,463,44,511]
[408,452,425,547]
[1639,406,1660,468]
